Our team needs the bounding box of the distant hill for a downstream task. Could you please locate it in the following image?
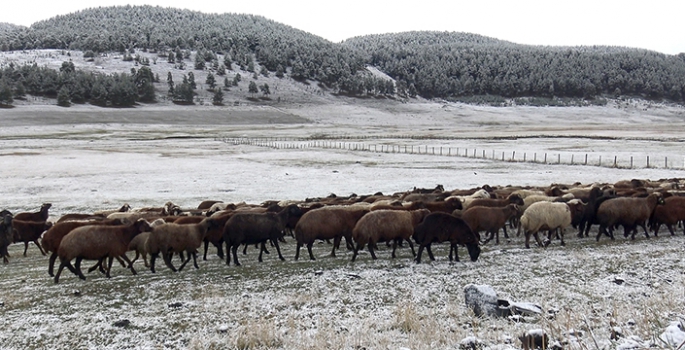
[1,5,684,106]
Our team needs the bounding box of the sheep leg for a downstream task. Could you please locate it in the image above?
[451,244,460,262]
[272,239,286,261]
[23,242,29,256]
[105,256,114,278]
[406,239,416,257]
[391,240,398,258]
[666,224,675,236]
[87,259,102,273]
[54,260,74,284]
[118,254,136,275]
[225,242,231,266]
[525,232,532,249]
[258,242,266,262]
[231,244,241,266]
[426,245,436,261]
[178,252,192,271]
[415,245,425,263]
[74,257,86,280]
[559,228,566,246]
[48,252,58,277]
[533,232,545,248]
[502,226,509,239]
[162,251,178,272]
[203,240,210,261]
[191,251,199,269]
[331,236,341,257]
[351,243,363,262]
[242,244,248,255]
[33,240,47,256]
[294,242,302,260]
[129,251,140,268]
[367,240,378,260]
[115,255,127,267]
[214,241,225,259]
[640,222,649,239]
[307,242,316,261]
[150,253,158,273]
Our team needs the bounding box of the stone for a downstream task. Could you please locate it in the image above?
[464,284,498,317]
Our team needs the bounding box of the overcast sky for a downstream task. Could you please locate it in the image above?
[1,0,683,55]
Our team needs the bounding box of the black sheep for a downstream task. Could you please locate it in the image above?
[413,212,481,263]
[224,204,302,266]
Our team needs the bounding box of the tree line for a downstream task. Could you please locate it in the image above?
[1,6,684,104]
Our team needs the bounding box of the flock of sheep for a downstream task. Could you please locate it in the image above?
[1,177,684,283]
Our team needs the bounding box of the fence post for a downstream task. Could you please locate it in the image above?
[440,147,443,156]
[558,154,561,164]
[571,154,574,164]
[512,151,515,161]
[502,152,505,161]
[492,150,495,159]
[483,150,486,158]
[630,156,633,168]
[599,156,602,166]
[544,153,547,163]
[534,153,537,163]
[614,156,617,168]
[585,154,588,165]
[473,149,477,157]
[665,156,668,168]
[647,156,650,168]
[523,153,526,162]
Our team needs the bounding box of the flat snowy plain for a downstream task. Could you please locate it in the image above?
[1,98,685,349]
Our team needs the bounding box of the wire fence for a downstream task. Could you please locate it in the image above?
[217,136,685,170]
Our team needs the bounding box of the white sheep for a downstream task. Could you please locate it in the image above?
[519,201,572,248]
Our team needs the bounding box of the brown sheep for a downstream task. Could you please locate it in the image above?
[42,218,125,276]
[412,212,481,263]
[11,219,53,256]
[146,218,219,272]
[56,213,107,223]
[54,219,152,283]
[350,209,430,261]
[649,196,685,236]
[413,197,463,213]
[14,203,52,222]
[466,193,524,209]
[461,204,520,244]
[294,206,369,261]
[198,200,223,210]
[596,193,665,241]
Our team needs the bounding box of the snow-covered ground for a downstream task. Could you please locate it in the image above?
[1,99,685,349]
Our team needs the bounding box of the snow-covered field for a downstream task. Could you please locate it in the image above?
[1,99,685,349]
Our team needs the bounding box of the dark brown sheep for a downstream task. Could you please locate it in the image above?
[198,200,223,210]
[11,219,53,256]
[596,193,665,241]
[461,204,520,244]
[224,204,302,266]
[14,203,51,222]
[649,196,685,236]
[412,212,481,263]
[0,210,13,264]
[42,219,124,276]
[54,219,152,283]
[294,206,369,261]
[350,209,430,261]
[466,193,524,209]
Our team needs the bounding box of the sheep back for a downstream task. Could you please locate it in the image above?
[352,209,430,245]
[295,207,369,245]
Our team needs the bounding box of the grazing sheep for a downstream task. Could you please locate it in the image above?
[519,201,573,248]
[412,212,481,263]
[14,203,51,222]
[42,219,125,276]
[225,204,302,266]
[54,219,152,283]
[596,193,665,241]
[650,196,685,236]
[0,210,13,264]
[146,218,219,272]
[350,209,430,261]
[294,206,369,261]
[11,219,53,256]
[461,204,520,244]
